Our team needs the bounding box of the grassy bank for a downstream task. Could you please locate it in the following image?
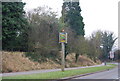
[3,64,116,79]
[3,51,101,73]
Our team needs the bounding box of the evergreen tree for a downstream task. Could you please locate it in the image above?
[62,0,85,36]
[2,2,28,51]
[61,0,85,61]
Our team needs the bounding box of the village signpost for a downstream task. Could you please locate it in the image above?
[59,30,67,71]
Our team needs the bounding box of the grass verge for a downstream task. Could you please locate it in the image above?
[3,64,116,80]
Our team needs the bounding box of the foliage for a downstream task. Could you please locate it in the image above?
[61,0,85,36]
[2,2,28,51]
[88,31,117,61]
[26,6,60,62]
[87,31,103,61]
[2,1,117,65]
[101,31,117,60]
[61,0,117,63]
[61,0,85,62]
[62,27,83,61]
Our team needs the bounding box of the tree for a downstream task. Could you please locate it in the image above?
[87,31,103,61]
[26,6,60,62]
[89,31,117,61]
[61,0,85,36]
[101,31,117,60]
[2,2,28,51]
[61,0,85,62]
[74,36,89,62]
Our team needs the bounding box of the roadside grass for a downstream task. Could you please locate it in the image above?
[107,63,117,66]
[3,64,116,80]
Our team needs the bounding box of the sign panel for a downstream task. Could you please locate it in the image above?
[59,32,67,43]
[109,51,114,59]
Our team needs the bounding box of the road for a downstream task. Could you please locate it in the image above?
[63,67,119,81]
[2,64,105,77]
[75,67,118,79]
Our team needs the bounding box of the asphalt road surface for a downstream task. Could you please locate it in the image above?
[74,67,119,79]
